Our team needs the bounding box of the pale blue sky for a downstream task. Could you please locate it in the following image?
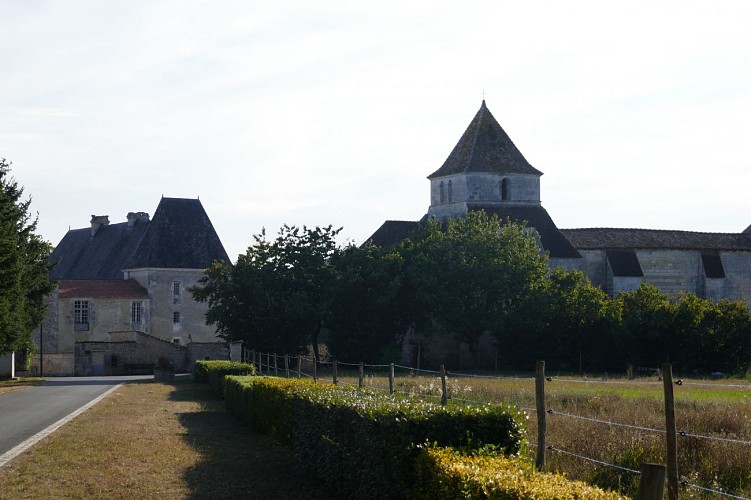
[2,1,750,260]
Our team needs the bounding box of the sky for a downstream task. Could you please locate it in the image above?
[2,1,750,261]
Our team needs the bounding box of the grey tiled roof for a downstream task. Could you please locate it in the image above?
[50,220,149,280]
[606,250,643,277]
[364,220,420,248]
[50,197,229,280]
[428,101,543,179]
[127,197,230,269]
[561,228,751,251]
[365,206,581,259]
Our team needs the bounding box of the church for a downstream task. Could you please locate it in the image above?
[367,101,751,304]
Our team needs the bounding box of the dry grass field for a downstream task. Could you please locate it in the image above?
[333,369,751,498]
[0,378,45,395]
[0,378,329,500]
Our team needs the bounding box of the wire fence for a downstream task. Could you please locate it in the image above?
[242,349,751,499]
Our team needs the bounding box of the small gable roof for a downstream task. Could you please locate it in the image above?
[126,197,230,269]
[606,250,643,277]
[58,279,149,299]
[561,228,751,251]
[428,101,543,179]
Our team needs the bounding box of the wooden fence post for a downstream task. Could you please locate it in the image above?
[250,350,255,372]
[333,359,338,385]
[313,356,318,382]
[284,354,290,378]
[440,364,448,405]
[389,363,395,395]
[273,353,278,376]
[358,362,364,388]
[297,354,301,378]
[637,463,666,500]
[535,360,547,472]
[662,363,678,500]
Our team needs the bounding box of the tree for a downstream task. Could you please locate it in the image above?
[192,225,341,358]
[618,283,677,367]
[395,212,550,367]
[0,159,55,355]
[325,243,404,362]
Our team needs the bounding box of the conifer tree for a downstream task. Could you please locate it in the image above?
[0,158,55,355]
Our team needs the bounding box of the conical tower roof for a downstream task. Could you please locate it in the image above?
[428,100,543,179]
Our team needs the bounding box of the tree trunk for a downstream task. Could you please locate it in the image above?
[312,322,321,361]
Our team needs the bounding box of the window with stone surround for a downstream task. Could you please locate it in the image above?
[131,301,142,324]
[74,300,89,331]
[173,311,181,330]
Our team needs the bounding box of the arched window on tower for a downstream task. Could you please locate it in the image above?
[501,178,509,201]
[448,180,453,203]
[439,181,445,203]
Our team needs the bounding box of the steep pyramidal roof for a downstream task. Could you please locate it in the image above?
[428,100,543,179]
[128,197,230,269]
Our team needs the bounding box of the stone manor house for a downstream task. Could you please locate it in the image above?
[34,197,231,376]
[368,101,751,305]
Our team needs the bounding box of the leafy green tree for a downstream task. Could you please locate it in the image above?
[618,283,677,367]
[192,225,341,358]
[325,243,404,362]
[0,159,55,355]
[396,212,549,367]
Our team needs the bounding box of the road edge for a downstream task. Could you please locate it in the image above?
[0,382,125,468]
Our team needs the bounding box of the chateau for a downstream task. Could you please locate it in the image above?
[35,197,230,375]
[368,101,751,304]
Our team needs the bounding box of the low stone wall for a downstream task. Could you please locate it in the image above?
[74,333,228,376]
[27,352,76,376]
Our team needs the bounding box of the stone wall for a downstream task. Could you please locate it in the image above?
[127,268,219,344]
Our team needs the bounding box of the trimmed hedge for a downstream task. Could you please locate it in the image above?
[193,360,255,397]
[411,447,623,499]
[224,376,527,499]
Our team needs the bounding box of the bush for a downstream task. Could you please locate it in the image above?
[411,447,622,499]
[193,360,255,397]
[223,376,526,499]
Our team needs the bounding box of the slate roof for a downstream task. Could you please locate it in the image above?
[463,204,581,259]
[364,206,581,259]
[561,228,751,251]
[58,279,149,299]
[50,219,149,280]
[605,250,643,277]
[365,220,420,248]
[50,197,229,280]
[428,101,543,179]
[127,197,230,269]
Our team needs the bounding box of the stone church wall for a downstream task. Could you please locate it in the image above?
[720,252,751,302]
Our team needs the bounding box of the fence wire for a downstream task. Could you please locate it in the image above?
[243,350,751,498]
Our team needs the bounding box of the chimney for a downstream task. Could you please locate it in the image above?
[126,211,150,228]
[90,215,109,237]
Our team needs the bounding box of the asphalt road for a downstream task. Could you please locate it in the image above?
[0,376,150,459]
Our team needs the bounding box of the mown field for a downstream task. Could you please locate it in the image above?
[331,369,751,498]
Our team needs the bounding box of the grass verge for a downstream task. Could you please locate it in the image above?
[0,378,329,499]
[0,378,45,395]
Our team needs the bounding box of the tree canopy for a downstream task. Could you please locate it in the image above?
[0,159,55,355]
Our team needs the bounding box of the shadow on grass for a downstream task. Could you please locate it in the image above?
[168,379,329,500]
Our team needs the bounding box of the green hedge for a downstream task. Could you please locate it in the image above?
[193,360,255,397]
[411,447,622,499]
[224,376,527,499]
